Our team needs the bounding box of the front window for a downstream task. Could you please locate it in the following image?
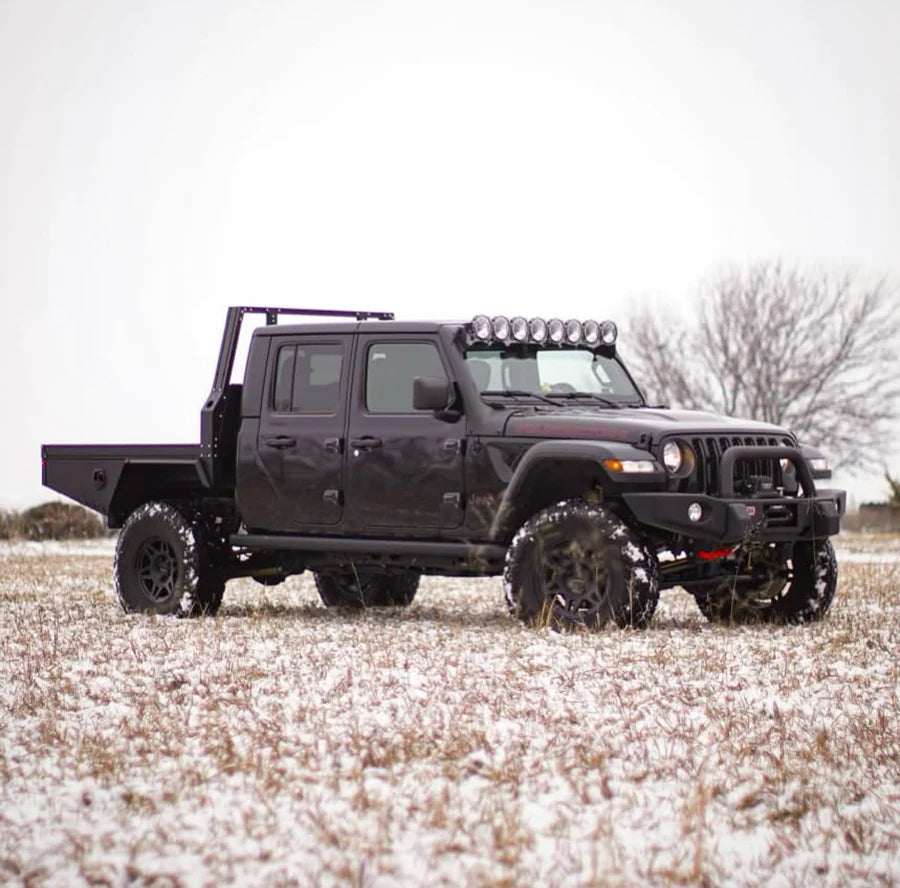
[366,342,448,413]
[465,345,642,404]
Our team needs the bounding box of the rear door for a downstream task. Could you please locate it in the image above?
[256,335,351,529]
[344,335,465,532]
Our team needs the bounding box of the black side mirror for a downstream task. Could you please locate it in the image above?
[413,377,454,411]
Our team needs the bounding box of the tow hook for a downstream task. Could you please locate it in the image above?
[697,547,736,561]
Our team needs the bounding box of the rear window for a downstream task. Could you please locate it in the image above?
[272,343,344,414]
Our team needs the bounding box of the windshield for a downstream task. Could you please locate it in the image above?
[464,345,643,404]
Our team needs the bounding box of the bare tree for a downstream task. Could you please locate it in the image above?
[623,262,900,469]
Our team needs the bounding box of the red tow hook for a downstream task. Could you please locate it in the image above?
[697,547,735,561]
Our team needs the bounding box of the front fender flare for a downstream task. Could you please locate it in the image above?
[488,440,662,541]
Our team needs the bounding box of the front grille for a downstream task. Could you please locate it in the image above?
[682,435,795,496]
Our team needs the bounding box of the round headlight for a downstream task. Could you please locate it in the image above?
[582,320,600,345]
[492,315,511,341]
[547,318,565,344]
[565,319,583,344]
[510,316,529,342]
[663,441,683,473]
[600,321,617,345]
[471,315,492,340]
[529,317,548,343]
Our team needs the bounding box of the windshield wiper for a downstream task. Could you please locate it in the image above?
[544,391,622,408]
[480,389,559,406]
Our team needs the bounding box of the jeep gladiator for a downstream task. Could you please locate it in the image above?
[43,307,846,628]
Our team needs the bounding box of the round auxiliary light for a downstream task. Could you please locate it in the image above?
[510,316,529,342]
[547,318,565,344]
[688,502,703,523]
[565,319,583,344]
[662,441,683,473]
[582,319,600,345]
[529,317,548,343]
[600,321,618,345]
[471,315,492,341]
[492,315,511,341]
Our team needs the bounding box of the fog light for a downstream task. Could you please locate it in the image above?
[600,321,617,345]
[510,316,529,341]
[529,317,548,342]
[492,315,511,341]
[582,320,600,344]
[565,319,583,344]
[471,315,492,340]
[688,502,703,523]
[547,318,565,343]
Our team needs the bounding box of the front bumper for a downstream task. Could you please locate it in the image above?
[623,488,846,543]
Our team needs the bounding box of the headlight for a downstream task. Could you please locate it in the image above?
[662,441,683,473]
[471,315,492,340]
[510,316,529,342]
[491,315,511,341]
[809,457,829,473]
[547,318,565,344]
[529,317,548,343]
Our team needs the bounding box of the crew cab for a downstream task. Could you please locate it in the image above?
[43,307,846,628]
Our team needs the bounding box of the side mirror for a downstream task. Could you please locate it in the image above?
[413,377,455,412]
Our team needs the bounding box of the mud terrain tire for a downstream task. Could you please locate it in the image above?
[692,538,837,624]
[114,502,225,617]
[314,569,420,608]
[504,500,659,630]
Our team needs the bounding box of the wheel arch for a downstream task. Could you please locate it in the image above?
[489,440,649,541]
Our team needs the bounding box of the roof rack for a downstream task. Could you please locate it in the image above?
[238,306,395,325]
[212,305,394,392]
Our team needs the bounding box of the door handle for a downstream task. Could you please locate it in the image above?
[350,436,383,451]
[264,436,297,450]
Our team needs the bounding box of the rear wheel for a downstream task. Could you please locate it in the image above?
[504,500,659,630]
[691,539,837,624]
[314,569,420,608]
[114,502,225,617]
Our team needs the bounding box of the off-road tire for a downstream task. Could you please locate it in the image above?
[314,569,420,608]
[114,502,225,617]
[504,499,660,630]
[692,538,837,624]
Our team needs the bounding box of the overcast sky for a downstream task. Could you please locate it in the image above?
[2,0,899,510]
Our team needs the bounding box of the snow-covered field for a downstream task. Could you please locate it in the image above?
[1,538,898,887]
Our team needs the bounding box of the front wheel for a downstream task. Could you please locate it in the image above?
[114,502,225,617]
[314,569,420,608]
[691,538,837,624]
[504,500,660,630]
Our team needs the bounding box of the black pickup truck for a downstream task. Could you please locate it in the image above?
[43,306,846,628]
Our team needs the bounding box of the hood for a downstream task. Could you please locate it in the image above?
[504,407,793,445]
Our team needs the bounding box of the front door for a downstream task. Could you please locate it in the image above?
[344,335,465,532]
[256,334,351,530]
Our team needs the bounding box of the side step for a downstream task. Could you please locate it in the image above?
[230,533,506,562]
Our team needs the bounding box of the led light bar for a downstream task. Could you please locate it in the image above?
[466,315,618,347]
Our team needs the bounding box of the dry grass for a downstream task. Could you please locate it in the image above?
[1,540,898,886]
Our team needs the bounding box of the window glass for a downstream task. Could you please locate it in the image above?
[463,346,641,402]
[273,345,296,411]
[366,342,447,413]
[291,345,343,413]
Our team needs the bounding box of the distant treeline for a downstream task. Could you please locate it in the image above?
[0,502,108,540]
